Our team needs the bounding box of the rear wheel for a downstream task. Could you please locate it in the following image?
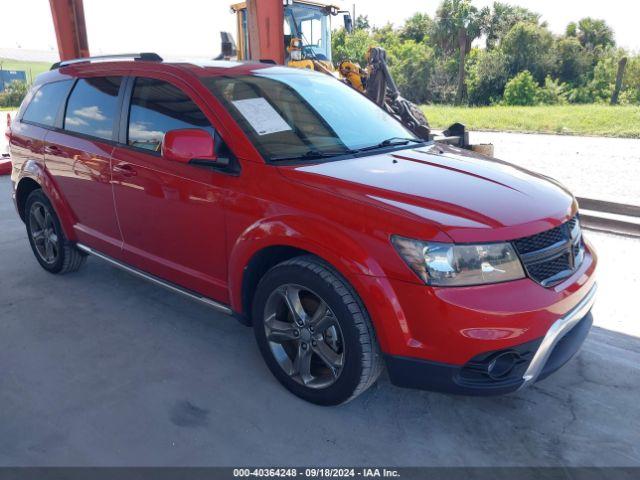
[25,189,86,274]
[253,256,382,405]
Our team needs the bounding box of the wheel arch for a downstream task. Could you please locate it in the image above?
[15,177,41,221]
[14,161,76,240]
[229,216,386,324]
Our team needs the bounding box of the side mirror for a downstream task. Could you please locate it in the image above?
[344,13,353,34]
[162,129,217,165]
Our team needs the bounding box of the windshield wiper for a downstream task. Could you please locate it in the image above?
[270,149,356,162]
[354,137,425,153]
[269,138,425,162]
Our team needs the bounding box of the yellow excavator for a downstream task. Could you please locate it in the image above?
[221,0,476,148]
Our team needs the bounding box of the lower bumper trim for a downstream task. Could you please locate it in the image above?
[384,285,597,396]
[519,283,597,389]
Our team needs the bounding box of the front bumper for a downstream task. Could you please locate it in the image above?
[384,284,597,395]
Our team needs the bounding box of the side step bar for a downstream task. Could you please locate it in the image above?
[76,244,233,315]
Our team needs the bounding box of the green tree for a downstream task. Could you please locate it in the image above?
[501,22,556,82]
[355,15,371,31]
[431,0,488,104]
[331,27,373,66]
[574,17,615,51]
[467,48,509,105]
[388,40,436,104]
[589,54,616,100]
[555,36,592,85]
[400,13,433,43]
[503,70,540,105]
[373,23,401,52]
[484,1,541,49]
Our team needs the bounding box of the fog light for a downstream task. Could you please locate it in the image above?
[486,351,520,380]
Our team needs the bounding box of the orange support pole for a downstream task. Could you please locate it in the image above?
[245,0,285,64]
[49,0,90,61]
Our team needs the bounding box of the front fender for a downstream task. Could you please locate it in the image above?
[16,160,77,241]
[228,214,386,313]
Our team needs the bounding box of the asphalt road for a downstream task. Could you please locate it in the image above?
[0,176,639,467]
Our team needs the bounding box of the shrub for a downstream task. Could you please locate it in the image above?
[503,70,540,105]
[620,56,640,104]
[566,85,597,104]
[0,80,28,108]
[536,76,568,105]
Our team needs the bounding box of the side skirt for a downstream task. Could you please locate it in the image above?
[76,243,234,316]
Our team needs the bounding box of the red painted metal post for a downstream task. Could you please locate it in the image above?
[49,0,90,61]
[245,0,285,64]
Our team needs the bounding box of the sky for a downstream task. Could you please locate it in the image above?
[1,0,638,61]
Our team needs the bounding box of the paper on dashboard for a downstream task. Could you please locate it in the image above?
[232,98,292,136]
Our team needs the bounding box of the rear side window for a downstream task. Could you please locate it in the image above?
[64,77,122,141]
[22,80,73,127]
[128,78,213,152]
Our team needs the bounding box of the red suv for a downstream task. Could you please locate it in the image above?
[8,54,597,405]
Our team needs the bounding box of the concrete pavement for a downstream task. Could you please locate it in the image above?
[1,177,639,466]
[471,131,640,206]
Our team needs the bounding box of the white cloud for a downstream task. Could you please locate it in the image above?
[72,105,106,121]
[65,116,88,127]
[129,122,163,142]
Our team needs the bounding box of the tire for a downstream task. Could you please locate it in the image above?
[252,255,383,405]
[24,189,86,274]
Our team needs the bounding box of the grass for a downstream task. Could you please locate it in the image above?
[0,58,53,84]
[422,104,640,138]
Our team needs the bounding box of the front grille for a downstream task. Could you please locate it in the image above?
[513,224,566,254]
[513,215,584,287]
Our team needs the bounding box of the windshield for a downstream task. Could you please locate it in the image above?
[284,3,331,61]
[202,68,417,161]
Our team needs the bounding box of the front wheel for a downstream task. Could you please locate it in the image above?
[252,256,383,405]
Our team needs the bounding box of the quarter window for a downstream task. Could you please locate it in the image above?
[64,77,122,141]
[128,78,214,152]
[22,80,73,127]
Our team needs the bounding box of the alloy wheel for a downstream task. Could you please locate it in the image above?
[263,284,345,389]
[29,201,60,265]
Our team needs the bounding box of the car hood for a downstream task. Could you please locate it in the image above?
[278,144,576,243]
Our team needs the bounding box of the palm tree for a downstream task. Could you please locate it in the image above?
[432,0,487,105]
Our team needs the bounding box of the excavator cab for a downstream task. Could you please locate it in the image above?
[284,2,332,61]
[231,1,347,69]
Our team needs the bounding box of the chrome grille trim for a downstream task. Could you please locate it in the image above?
[512,215,585,287]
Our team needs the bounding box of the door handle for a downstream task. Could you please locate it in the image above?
[44,145,61,154]
[113,163,137,177]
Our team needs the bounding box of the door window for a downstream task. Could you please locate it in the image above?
[64,77,122,140]
[127,78,214,152]
[22,80,74,127]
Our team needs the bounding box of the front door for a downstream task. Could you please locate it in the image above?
[110,76,229,303]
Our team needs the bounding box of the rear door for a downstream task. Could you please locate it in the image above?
[11,80,74,183]
[110,75,230,302]
[44,76,124,257]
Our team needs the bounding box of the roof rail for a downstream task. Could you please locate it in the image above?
[50,52,163,70]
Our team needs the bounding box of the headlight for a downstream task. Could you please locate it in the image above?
[391,236,526,286]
